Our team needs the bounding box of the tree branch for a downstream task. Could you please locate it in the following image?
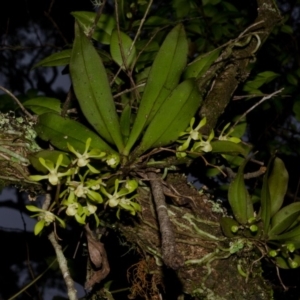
[48,233,78,300]
[43,190,78,300]
[148,172,184,269]
[198,0,282,135]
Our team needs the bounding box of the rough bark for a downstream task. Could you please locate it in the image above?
[119,174,274,299]
[198,0,282,135]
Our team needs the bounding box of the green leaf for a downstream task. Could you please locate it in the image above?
[124,24,188,155]
[172,0,191,18]
[23,97,61,115]
[26,205,43,212]
[70,23,124,151]
[211,140,248,157]
[35,113,115,154]
[184,48,221,79]
[228,159,254,224]
[110,29,136,69]
[281,24,293,34]
[243,71,279,93]
[230,120,247,138]
[120,102,131,141]
[268,202,300,237]
[28,150,71,174]
[269,157,289,216]
[274,255,294,269]
[34,220,45,235]
[71,11,116,44]
[135,79,201,155]
[287,73,298,86]
[220,217,239,238]
[33,49,71,68]
[144,16,172,26]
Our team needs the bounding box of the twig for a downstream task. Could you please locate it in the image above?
[44,11,69,45]
[128,0,153,58]
[147,172,184,269]
[231,88,284,130]
[114,0,137,90]
[43,188,78,300]
[114,1,130,71]
[61,86,75,117]
[25,243,42,300]
[48,233,78,300]
[47,0,55,13]
[7,255,59,300]
[225,166,267,179]
[0,86,33,119]
[237,20,265,39]
[113,83,145,99]
[276,266,288,291]
[87,0,107,39]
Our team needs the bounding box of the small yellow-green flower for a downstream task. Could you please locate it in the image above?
[65,175,104,203]
[179,117,207,141]
[66,202,79,216]
[67,138,106,173]
[29,154,73,185]
[176,117,208,157]
[105,153,120,168]
[218,123,241,143]
[101,179,140,215]
[26,205,66,235]
[192,130,215,153]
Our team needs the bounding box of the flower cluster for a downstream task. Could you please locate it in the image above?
[176,117,214,158]
[28,138,140,234]
[176,118,242,158]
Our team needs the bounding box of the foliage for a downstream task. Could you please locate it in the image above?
[3,0,300,299]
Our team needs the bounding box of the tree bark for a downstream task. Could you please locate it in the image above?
[120,174,274,299]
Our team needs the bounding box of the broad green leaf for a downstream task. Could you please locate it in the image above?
[110,29,136,69]
[70,23,124,151]
[211,140,248,157]
[71,11,116,44]
[124,24,188,155]
[206,167,221,177]
[269,157,289,216]
[135,79,201,156]
[33,49,71,68]
[23,97,61,115]
[29,150,71,174]
[144,16,172,26]
[173,0,191,18]
[135,40,159,52]
[184,48,221,79]
[228,159,254,224]
[230,121,247,138]
[268,202,300,237]
[287,73,298,86]
[243,71,279,93]
[120,102,131,141]
[35,113,115,154]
